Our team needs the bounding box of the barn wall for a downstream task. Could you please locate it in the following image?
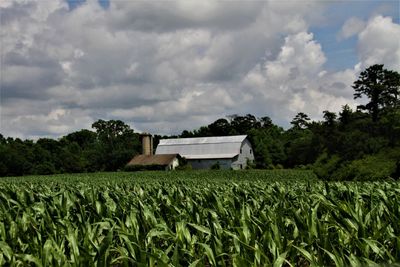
[171,158,179,169]
[188,158,232,169]
[165,158,180,170]
[232,140,255,169]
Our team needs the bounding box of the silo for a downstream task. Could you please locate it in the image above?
[141,133,153,155]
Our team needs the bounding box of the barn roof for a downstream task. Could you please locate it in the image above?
[156,135,248,159]
[127,154,179,166]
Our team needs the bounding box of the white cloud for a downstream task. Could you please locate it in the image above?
[242,31,358,123]
[1,99,93,139]
[337,17,366,40]
[266,32,326,81]
[0,1,398,138]
[108,1,264,32]
[357,15,400,70]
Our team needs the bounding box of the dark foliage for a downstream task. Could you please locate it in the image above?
[0,120,141,176]
[124,164,166,171]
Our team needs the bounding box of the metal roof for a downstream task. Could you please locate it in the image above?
[156,135,247,159]
[127,154,179,166]
[158,135,247,145]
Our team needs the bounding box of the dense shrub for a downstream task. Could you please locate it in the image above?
[210,161,221,170]
[124,164,166,171]
[312,153,342,180]
[34,162,56,175]
[335,156,395,180]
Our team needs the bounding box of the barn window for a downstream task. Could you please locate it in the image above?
[240,148,242,153]
[240,164,242,169]
[250,149,252,154]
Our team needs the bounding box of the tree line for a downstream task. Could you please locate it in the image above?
[0,120,141,176]
[1,64,399,180]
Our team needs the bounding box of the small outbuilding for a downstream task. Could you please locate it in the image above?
[156,135,254,170]
[126,154,180,171]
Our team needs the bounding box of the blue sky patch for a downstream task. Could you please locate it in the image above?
[310,0,399,71]
[66,0,109,10]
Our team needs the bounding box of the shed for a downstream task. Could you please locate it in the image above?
[156,135,254,169]
[127,154,180,170]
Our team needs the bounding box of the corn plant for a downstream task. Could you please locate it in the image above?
[0,170,399,266]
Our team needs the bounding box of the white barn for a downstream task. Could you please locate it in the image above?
[156,135,254,170]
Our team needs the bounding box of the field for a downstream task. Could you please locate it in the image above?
[0,170,399,266]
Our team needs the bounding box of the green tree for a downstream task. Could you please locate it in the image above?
[290,112,310,130]
[338,104,353,127]
[353,64,400,122]
[249,126,286,168]
[63,129,96,149]
[193,126,212,137]
[208,118,232,136]
[0,138,33,176]
[0,134,5,144]
[91,119,140,171]
[259,116,273,129]
[92,120,133,148]
[36,138,63,172]
[322,110,337,128]
[231,114,261,134]
[31,144,54,174]
[59,142,85,173]
[379,108,400,146]
[180,130,194,138]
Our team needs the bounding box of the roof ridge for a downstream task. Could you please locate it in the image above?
[158,135,247,145]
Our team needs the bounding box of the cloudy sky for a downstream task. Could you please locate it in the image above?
[1,0,399,139]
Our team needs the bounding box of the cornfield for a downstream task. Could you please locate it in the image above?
[0,170,399,266]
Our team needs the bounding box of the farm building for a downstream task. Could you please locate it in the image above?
[127,133,179,170]
[156,135,254,170]
[126,154,179,171]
